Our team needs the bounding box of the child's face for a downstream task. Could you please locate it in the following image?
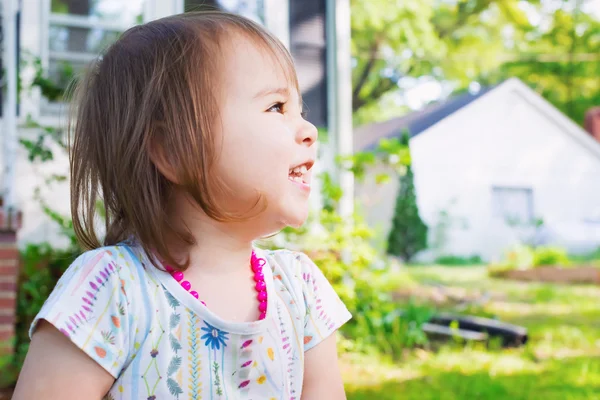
[214,34,318,231]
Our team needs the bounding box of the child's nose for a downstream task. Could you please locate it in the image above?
[297,120,318,146]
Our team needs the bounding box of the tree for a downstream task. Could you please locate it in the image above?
[480,3,600,126]
[351,0,599,127]
[351,0,532,124]
[386,133,428,262]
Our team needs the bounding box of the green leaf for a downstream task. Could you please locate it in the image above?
[375,173,391,184]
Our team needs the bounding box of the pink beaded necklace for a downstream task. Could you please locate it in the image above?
[164,251,268,320]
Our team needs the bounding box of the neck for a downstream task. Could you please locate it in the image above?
[167,193,260,274]
[187,219,254,274]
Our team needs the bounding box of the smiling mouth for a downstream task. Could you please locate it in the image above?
[288,164,308,184]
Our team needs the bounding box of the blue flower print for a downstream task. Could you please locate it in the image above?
[200,321,229,350]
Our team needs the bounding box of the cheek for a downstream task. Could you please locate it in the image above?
[216,129,289,193]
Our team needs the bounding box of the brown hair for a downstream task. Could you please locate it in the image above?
[69,11,299,270]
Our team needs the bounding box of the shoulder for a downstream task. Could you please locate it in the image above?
[33,244,151,331]
[53,245,147,293]
[261,248,316,282]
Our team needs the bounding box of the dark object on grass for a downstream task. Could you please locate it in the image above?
[422,322,489,342]
[427,313,528,347]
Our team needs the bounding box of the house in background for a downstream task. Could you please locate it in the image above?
[355,78,600,261]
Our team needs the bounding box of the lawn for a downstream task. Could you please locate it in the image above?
[342,266,600,399]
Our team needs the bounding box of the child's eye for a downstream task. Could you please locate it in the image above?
[267,102,284,114]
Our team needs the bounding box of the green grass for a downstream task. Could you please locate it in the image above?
[343,266,600,399]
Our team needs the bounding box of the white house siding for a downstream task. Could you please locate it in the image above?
[357,79,600,261]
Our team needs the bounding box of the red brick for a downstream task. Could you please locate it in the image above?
[0,265,17,277]
[0,281,16,291]
[0,248,18,259]
[0,298,16,309]
[0,259,17,268]
[0,314,14,324]
[0,326,15,343]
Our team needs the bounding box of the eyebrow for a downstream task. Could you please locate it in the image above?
[254,86,304,109]
[253,87,291,99]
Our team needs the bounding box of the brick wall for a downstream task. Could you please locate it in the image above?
[0,207,22,355]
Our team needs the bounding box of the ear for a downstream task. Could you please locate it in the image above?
[148,135,180,185]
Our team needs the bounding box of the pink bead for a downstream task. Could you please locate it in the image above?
[251,263,262,273]
[259,312,266,320]
[257,291,267,301]
[258,301,267,312]
[201,301,207,306]
[190,290,199,299]
[253,272,264,282]
[172,271,184,282]
[165,265,174,273]
[181,281,191,291]
[255,281,266,291]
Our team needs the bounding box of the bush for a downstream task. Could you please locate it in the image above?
[488,245,573,277]
[386,133,428,262]
[435,255,483,266]
[272,208,432,358]
[2,243,81,387]
[533,246,570,267]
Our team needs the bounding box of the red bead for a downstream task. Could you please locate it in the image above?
[181,281,191,291]
[190,290,199,299]
[253,272,264,282]
[258,301,267,312]
[173,271,184,282]
[257,291,267,301]
[255,281,266,291]
[259,312,266,320]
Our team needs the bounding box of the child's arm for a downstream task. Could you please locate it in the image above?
[301,333,347,399]
[12,320,115,400]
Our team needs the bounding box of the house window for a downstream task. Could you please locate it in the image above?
[43,0,145,114]
[491,186,534,224]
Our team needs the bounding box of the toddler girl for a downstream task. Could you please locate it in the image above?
[13,11,351,400]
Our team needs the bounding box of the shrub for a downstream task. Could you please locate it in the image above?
[435,255,483,266]
[272,208,432,358]
[0,242,82,388]
[532,246,570,267]
[386,133,428,262]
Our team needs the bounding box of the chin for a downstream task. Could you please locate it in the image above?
[279,208,309,229]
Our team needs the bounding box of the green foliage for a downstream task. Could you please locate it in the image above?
[489,245,578,277]
[351,0,598,127]
[31,57,74,102]
[351,0,531,118]
[532,246,570,267]
[569,247,600,264]
[435,255,483,266]
[341,136,411,183]
[4,242,82,385]
[386,134,428,262]
[344,266,600,399]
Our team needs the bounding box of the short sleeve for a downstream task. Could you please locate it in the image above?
[30,248,132,378]
[296,253,352,352]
